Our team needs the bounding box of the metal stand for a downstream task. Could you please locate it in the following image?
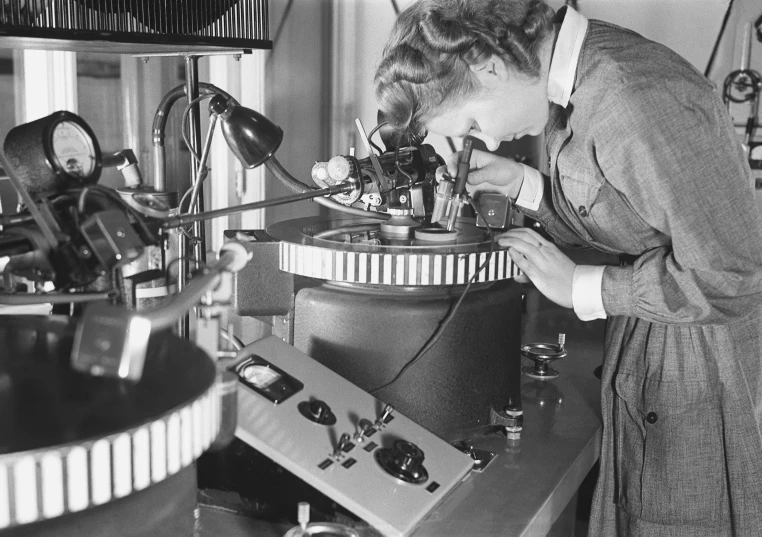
[137,49,250,338]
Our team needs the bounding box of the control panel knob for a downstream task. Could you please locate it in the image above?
[298,399,337,425]
[309,400,329,420]
[375,440,429,484]
[521,334,567,380]
[393,440,425,474]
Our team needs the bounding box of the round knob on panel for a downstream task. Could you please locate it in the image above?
[297,399,337,426]
[374,439,428,484]
[308,400,328,421]
[392,440,425,473]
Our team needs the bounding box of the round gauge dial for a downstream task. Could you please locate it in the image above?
[240,364,281,389]
[51,120,98,179]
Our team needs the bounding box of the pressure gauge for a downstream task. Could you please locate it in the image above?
[3,111,102,199]
[51,119,98,179]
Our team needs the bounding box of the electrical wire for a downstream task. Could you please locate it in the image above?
[704,0,735,78]
[267,0,296,66]
[181,93,216,163]
[367,122,386,155]
[220,327,244,351]
[369,197,498,395]
[73,185,161,245]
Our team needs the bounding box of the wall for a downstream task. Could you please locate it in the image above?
[264,0,333,227]
[345,0,758,164]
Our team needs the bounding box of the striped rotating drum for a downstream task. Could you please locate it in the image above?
[266,216,523,440]
[268,216,520,286]
[0,315,219,536]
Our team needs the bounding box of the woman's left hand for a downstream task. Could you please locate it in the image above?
[497,227,576,309]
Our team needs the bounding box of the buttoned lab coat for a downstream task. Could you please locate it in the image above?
[518,18,762,537]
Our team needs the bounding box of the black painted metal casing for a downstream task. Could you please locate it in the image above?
[225,229,293,317]
[292,279,523,441]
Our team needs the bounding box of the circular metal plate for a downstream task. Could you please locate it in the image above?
[0,315,220,530]
[268,216,519,286]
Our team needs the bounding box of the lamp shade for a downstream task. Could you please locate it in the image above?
[209,95,283,169]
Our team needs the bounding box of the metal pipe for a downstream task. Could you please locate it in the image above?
[184,55,205,265]
[151,82,233,192]
[163,183,354,228]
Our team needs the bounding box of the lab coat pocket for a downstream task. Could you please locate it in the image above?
[559,172,601,217]
[614,373,728,526]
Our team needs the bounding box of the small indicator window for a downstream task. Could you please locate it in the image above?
[231,354,303,404]
[240,364,281,389]
[342,458,357,469]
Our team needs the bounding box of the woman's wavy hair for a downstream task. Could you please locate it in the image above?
[374,0,555,141]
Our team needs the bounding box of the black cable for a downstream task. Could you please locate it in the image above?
[367,121,386,155]
[704,0,735,78]
[369,197,497,395]
[267,0,296,65]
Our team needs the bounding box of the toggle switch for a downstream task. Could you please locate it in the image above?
[354,418,374,443]
[374,404,395,429]
[333,433,352,458]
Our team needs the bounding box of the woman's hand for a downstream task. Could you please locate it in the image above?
[497,227,576,309]
[439,149,525,198]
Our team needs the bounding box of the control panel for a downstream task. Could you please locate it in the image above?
[232,336,474,537]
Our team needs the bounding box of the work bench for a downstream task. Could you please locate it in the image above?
[198,287,606,537]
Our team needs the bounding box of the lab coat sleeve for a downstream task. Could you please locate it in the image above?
[595,77,762,324]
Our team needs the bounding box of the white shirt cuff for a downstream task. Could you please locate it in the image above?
[572,265,607,321]
[514,164,543,211]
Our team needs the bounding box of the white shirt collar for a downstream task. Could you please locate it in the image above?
[547,6,589,107]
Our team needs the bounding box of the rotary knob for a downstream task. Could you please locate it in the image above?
[374,440,428,484]
[393,440,425,474]
[298,399,337,425]
[311,156,362,205]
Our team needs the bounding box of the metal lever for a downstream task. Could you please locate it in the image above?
[333,433,351,458]
[446,136,474,231]
[374,404,394,429]
[355,118,390,193]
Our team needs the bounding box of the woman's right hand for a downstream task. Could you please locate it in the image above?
[440,149,525,199]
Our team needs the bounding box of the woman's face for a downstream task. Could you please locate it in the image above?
[425,61,551,151]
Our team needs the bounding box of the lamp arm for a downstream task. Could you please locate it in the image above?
[151,82,234,192]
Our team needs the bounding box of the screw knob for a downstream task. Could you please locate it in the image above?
[392,440,425,473]
[521,333,567,380]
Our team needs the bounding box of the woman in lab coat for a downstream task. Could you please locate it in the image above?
[374,0,762,535]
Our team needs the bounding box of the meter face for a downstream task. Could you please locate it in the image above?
[51,120,97,178]
[241,364,281,389]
